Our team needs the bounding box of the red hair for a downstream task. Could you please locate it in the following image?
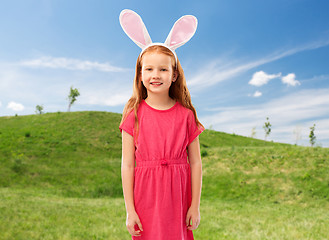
[120,45,203,142]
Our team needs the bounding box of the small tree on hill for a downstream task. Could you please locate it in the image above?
[35,105,44,115]
[263,117,271,141]
[309,124,316,147]
[67,86,80,112]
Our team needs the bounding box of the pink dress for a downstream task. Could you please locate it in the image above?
[119,100,204,240]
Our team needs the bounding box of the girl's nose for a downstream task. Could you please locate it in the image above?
[152,70,160,79]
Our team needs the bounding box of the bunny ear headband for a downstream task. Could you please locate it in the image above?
[119,9,198,63]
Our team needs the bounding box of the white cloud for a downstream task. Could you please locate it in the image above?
[19,56,129,72]
[0,59,134,116]
[79,87,132,107]
[200,88,329,146]
[249,71,281,86]
[7,101,25,111]
[249,72,300,87]
[0,101,2,107]
[253,91,262,97]
[281,73,301,86]
[187,38,329,90]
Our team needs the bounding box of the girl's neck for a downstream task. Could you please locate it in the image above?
[144,93,176,110]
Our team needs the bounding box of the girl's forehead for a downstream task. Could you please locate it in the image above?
[141,52,173,66]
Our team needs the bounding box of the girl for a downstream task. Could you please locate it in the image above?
[119,10,204,239]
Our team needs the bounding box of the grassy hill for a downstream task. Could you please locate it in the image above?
[1,111,329,239]
[1,111,328,202]
[0,111,123,198]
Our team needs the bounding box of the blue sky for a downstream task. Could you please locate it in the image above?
[1,0,329,147]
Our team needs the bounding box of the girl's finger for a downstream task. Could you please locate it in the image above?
[187,219,199,230]
[191,218,195,227]
[193,218,198,228]
[136,220,144,232]
[133,230,142,236]
[186,216,190,226]
[196,219,200,227]
[129,228,141,237]
[127,225,138,236]
[133,223,143,236]
[188,219,194,230]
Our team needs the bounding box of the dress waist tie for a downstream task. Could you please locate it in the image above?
[135,158,188,167]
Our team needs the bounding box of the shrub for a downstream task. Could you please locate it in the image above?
[201,149,208,157]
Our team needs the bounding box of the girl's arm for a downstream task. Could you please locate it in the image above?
[121,130,143,236]
[186,136,202,230]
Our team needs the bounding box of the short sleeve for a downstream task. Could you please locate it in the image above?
[187,110,205,145]
[119,109,135,136]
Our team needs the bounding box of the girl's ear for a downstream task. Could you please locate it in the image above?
[119,9,152,49]
[173,70,178,82]
[164,15,198,51]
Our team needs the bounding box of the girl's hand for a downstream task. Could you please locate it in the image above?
[126,211,143,237]
[186,206,201,230]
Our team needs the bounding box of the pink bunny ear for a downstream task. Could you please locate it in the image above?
[119,9,152,49]
[164,15,198,51]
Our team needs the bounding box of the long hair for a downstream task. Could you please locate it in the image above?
[120,45,204,142]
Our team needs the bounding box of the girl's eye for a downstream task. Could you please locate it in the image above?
[145,68,152,71]
[161,69,168,71]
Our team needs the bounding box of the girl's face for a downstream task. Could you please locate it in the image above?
[140,52,176,96]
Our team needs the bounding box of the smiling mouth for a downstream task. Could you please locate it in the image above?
[150,82,163,85]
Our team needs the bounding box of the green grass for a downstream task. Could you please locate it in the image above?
[0,188,127,240]
[1,188,328,240]
[0,111,122,198]
[201,145,329,203]
[1,111,329,239]
[199,199,329,240]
